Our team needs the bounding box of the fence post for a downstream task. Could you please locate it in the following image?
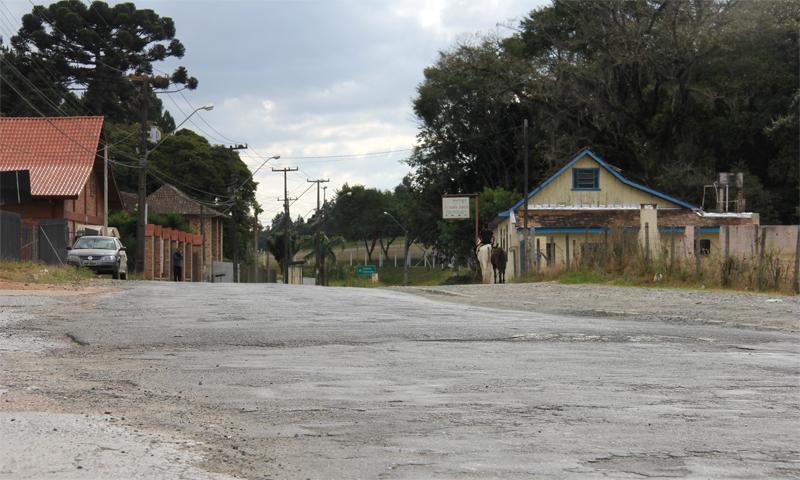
[565,233,570,270]
[724,225,730,262]
[694,226,701,278]
[793,225,799,294]
[670,226,675,269]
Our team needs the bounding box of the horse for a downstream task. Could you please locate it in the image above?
[476,242,493,284]
[491,245,507,284]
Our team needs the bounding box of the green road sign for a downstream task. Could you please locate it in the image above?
[356,264,377,277]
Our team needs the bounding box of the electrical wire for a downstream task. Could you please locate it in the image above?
[0,4,92,116]
[178,89,243,145]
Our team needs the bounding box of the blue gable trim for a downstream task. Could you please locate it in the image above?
[502,147,697,216]
[515,226,640,234]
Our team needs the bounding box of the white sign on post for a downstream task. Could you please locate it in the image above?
[442,196,470,219]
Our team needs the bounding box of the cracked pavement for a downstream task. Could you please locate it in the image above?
[1,282,798,478]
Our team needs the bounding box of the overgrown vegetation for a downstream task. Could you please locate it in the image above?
[0,260,95,284]
[522,240,796,294]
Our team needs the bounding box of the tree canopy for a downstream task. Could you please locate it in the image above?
[3,0,196,123]
[410,0,798,226]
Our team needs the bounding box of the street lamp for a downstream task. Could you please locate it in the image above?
[136,104,215,273]
[383,211,409,286]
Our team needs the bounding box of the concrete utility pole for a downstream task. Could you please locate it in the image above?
[308,178,329,286]
[521,118,529,276]
[103,142,108,229]
[134,76,149,273]
[253,212,259,283]
[273,166,298,283]
[227,144,249,283]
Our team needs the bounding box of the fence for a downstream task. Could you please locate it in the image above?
[0,211,21,260]
[517,224,799,292]
[1,215,72,265]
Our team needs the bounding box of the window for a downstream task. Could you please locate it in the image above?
[698,239,711,256]
[572,168,599,190]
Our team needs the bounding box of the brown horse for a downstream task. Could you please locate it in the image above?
[491,245,507,284]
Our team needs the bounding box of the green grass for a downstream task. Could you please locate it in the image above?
[327,265,458,287]
[0,260,96,284]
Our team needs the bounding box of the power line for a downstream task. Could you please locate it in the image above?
[280,148,415,161]
[178,89,243,145]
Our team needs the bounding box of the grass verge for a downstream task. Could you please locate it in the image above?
[0,260,96,285]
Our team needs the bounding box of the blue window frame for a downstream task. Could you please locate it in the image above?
[572,168,599,190]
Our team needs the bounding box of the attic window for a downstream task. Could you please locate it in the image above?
[572,168,599,190]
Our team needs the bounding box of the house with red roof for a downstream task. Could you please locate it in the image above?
[0,116,122,258]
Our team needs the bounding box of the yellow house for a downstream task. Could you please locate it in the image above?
[491,148,758,279]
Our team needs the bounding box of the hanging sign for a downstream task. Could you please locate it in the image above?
[442,196,470,219]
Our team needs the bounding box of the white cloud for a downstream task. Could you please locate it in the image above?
[1,0,548,220]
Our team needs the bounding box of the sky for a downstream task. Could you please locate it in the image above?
[0,0,548,224]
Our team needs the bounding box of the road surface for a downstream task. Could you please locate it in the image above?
[1,282,798,479]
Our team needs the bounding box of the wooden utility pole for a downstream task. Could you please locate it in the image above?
[308,178,329,286]
[273,166,298,283]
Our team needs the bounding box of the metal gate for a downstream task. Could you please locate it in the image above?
[0,211,21,260]
[38,219,69,265]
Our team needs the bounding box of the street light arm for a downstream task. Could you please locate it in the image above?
[147,104,214,155]
[382,211,406,233]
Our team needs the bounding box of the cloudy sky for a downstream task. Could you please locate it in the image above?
[1,0,547,223]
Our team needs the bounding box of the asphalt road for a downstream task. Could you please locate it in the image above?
[1,282,799,479]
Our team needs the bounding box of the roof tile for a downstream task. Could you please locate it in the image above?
[0,116,104,197]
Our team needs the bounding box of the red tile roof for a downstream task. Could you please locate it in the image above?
[147,183,226,217]
[0,116,104,197]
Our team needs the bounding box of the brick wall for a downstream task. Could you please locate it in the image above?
[144,224,204,281]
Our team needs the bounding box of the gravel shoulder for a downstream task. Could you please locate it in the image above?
[396,282,800,332]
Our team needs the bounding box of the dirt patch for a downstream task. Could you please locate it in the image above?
[397,282,800,332]
[0,280,118,295]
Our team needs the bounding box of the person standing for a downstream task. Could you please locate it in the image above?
[172,248,183,282]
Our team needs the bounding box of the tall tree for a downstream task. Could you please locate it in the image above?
[7,0,197,123]
[409,0,799,256]
[327,184,394,263]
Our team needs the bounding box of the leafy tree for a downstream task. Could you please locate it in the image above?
[6,0,197,123]
[107,127,256,263]
[299,232,345,285]
[409,0,799,245]
[265,230,302,276]
[327,184,394,263]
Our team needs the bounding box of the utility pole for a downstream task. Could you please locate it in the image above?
[253,211,259,283]
[226,144,248,284]
[273,166,298,283]
[133,76,149,273]
[230,181,239,283]
[103,142,108,229]
[308,178,329,286]
[522,118,529,276]
[200,204,206,281]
